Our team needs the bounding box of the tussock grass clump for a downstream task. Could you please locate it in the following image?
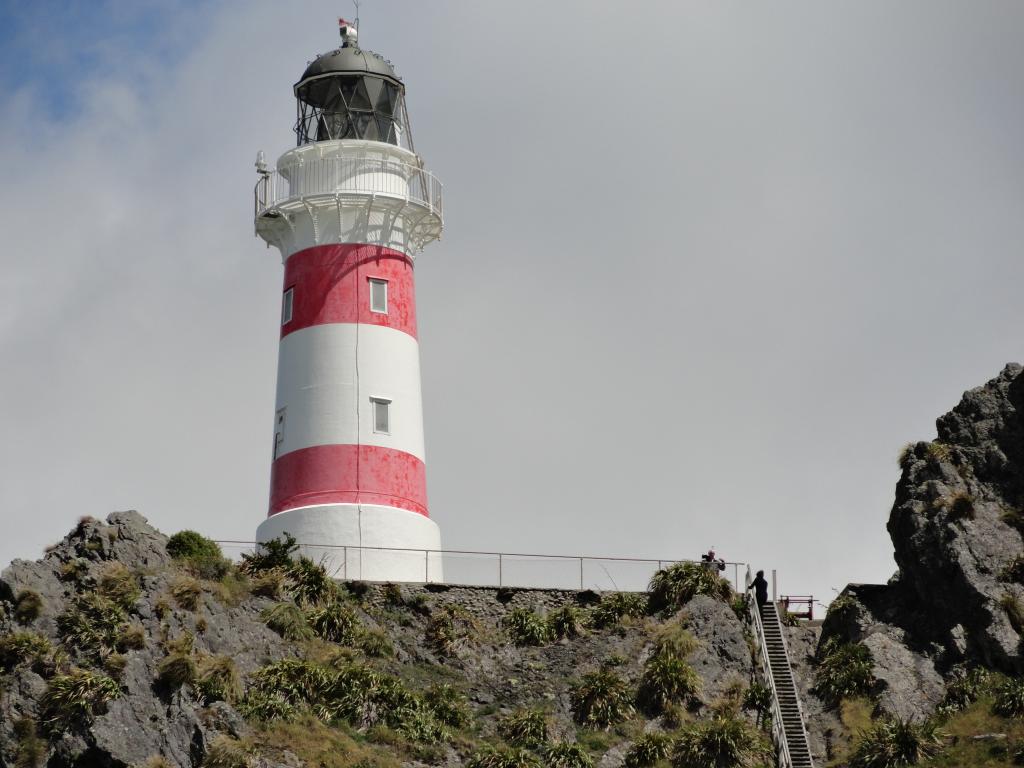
[250,570,286,599]
[117,622,147,652]
[815,637,875,705]
[0,631,52,671]
[637,652,701,714]
[570,668,635,730]
[97,563,141,609]
[590,593,648,629]
[547,605,589,640]
[938,667,990,715]
[497,709,549,748]
[263,602,314,641]
[648,562,732,614]
[923,441,952,465]
[197,655,242,704]
[13,716,45,768]
[423,684,471,728]
[57,593,126,660]
[624,733,675,768]
[203,735,252,768]
[59,558,89,583]
[285,557,337,606]
[170,576,203,611]
[1001,593,1024,635]
[13,590,44,625]
[41,668,121,728]
[466,746,541,768]
[427,604,476,655]
[307,601,359,644]
[1003,508,1024,535]
[503,608,553,647]
[167,530,231,581]
[671,715,771,768]
[1001,557,1024,585]
[357,628,394,658]
[157,635,197,692]
[652,622,699,658]
[993,676,1024,717]
[848,717,943,768]
[541,743,593,768]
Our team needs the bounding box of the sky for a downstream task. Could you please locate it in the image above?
[2,1,1023,608]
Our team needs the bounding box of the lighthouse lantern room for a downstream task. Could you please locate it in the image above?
[253,20,443,581]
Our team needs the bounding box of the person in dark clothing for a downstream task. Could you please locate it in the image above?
[750,570,769,607]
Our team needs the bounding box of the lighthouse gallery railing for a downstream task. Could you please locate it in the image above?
[255,156,443,221]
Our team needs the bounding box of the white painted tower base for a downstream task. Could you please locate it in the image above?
[256,504,443,583]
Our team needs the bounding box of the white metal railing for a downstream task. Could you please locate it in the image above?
[254,156,443,221]
[216,540,747,593]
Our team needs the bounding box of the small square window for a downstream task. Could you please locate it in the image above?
[369,278,388,314]
[282,287,294,325]
[371,397,391,434]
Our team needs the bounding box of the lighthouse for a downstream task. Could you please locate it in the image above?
[253,20,443,581]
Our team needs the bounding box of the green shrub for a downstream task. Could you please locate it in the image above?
[849,717,943,767]
[95,563,141,611]
[570,668,635,729]
[247,658,331,706]
[742,681,773,726]
[306,601,359,644]
[57,593,126,660]
[923,441,952,465]
[238,690,297,722]
[826,594,860,624]
[383,582,404,605]
[466,746,541,768]
[357,628,394,658]
[41,668,121,728]
[541,743,593,768]
[671,715,771,768]
[13,590,43,625]
[547,605,589,640]
[13,716,45,768]
[938,667,990,715]
[285,557,337,606]
[590,593,648,629]
[497,708,549,748]
[503,608,553,647]
[197,655,242,704]
[262,602,314,641]
[0,632,52,670]
[170,576,203,611]
[241,533,298,575]
[994,676,1024,717]
[424,684,471,728]
[815,637,875,705]
[648,562,732,614]
[202,735,251,768]
[168,531,231,581]
[1001,593,1024,635]
[637,652,701,714]
[624,733,674,768]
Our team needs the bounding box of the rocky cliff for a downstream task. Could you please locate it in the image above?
[0,513,762,768]
[821,363,1024,720]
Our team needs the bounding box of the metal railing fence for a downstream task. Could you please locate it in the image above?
[254,155,443,220]
[215,540,746,593]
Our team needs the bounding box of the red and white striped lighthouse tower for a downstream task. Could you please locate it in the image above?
[253,21,443,581]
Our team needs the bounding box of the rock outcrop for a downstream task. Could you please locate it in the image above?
[823,364,1024,718]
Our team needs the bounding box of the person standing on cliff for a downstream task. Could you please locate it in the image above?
[750,570,769,608]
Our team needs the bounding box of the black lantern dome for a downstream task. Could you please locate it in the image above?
[294,29,413,150]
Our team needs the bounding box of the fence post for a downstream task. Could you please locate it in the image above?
[579,558,584,590]
[343,546,347,580]
[425,550,429,583]
[498,554,503,587]
[772,569,777,603]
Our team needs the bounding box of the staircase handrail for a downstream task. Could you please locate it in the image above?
[749,588,794,768]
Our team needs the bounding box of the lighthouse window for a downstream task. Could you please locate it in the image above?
[281,287,294,325]
[369,279,388,314]
[371,397,391,434]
